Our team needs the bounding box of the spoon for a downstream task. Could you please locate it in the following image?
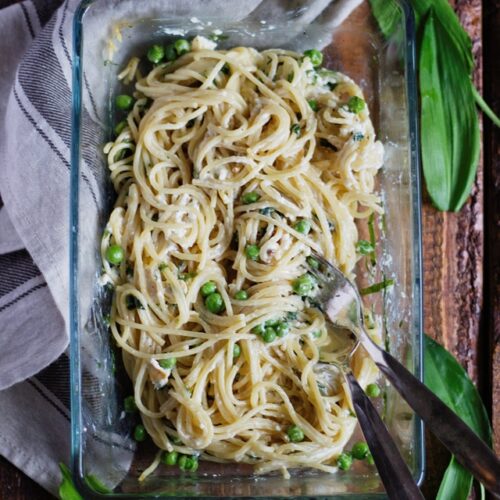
[308,252,500,498]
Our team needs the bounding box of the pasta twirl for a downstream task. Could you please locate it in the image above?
[102,37,384,479]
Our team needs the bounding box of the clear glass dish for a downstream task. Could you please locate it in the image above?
[70,0,423,497]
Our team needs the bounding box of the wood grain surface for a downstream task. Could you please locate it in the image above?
[0,0,497,499]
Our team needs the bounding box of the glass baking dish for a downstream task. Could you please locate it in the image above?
[70,0,423,497]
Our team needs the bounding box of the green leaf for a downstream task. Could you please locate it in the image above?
[58,463,82,500]
[424,335,492,499]
[419,9,480,211]
[369,0,402,39]
[85,474,112,494]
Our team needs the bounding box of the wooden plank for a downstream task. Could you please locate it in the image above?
[483,0,500,455]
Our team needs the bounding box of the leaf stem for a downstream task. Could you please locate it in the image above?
[471,84,500,127]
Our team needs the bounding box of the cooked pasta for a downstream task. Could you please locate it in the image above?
[102,36,384,479]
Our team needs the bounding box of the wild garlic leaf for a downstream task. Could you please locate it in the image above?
[424,335,492,500]
[369,0,402,39]
[58,463,82,500]
[419,9,480,211]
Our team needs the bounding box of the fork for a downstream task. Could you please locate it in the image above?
[308,252,500,498]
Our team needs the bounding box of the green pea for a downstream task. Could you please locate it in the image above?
[306,256,320,269]
[115,94,133,111]
[165,43,177,61]
[292,273,315,295]
[337,452,353,470]
[265,318,280,327]
[178,455,188,470]
[351,441,370,460]
[366,383,381,398]
[124,395,137,413]
[205,292,225,314]
[233,343,241,358]
[200,281,217,297]
[294,219,311,235]
[262,327,276,343]
[251,324,265,335]
[147,44,165,64]
[241,191,260,204]
[287,425,305,442]
[303,49,323,67]
[234,290,248,300]
[245,244,260,261]
[133,424,146,442]
[275,321,289,337]
[105,244,124,265]
[174,39,190,56]
[158,357,176,370]
[308,99,318,111]
[114,120,127,136]
[347,96,365,114]
[162,451,178,466]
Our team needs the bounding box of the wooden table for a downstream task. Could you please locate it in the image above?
[0,0,498,498]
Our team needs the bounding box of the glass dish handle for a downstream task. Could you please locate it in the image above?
[359,331,500,497]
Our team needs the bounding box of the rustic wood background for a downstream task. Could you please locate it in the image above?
[0,0,498,498]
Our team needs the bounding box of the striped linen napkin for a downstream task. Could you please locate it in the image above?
[0,0,362,495]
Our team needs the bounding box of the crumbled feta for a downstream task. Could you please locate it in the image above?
[191,35,217,51]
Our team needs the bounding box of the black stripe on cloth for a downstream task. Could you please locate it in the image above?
[13,87,99,207]
[18,11,107,194]
[31,370,135,452]
[30,0,63,27]
[28,379,69,421]
[0,282,47,313]
[20,2,35,38]
[0,249,41,298]
[34,353,70,409]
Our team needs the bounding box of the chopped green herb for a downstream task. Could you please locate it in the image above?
[290,123,301,137]
[208,33,229,42]
[221,63,231,75]
[317,382,328,396]
[352,132,365,141]
[356,240,374,255]
[126,295,144,310]
[368,213,377,265]
[259,207,275,216]
[286,311,298,321]
[114,120,127,136]
[158,262,168,271]
[312,330,322,339]
[287,72,294,82]
[179,271,196,280]
[326,81,338,91]
[308,99,318,111]
[186,118,195,128]
[360,278,394,296]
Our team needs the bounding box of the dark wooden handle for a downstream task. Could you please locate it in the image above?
[346,373,424,500]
